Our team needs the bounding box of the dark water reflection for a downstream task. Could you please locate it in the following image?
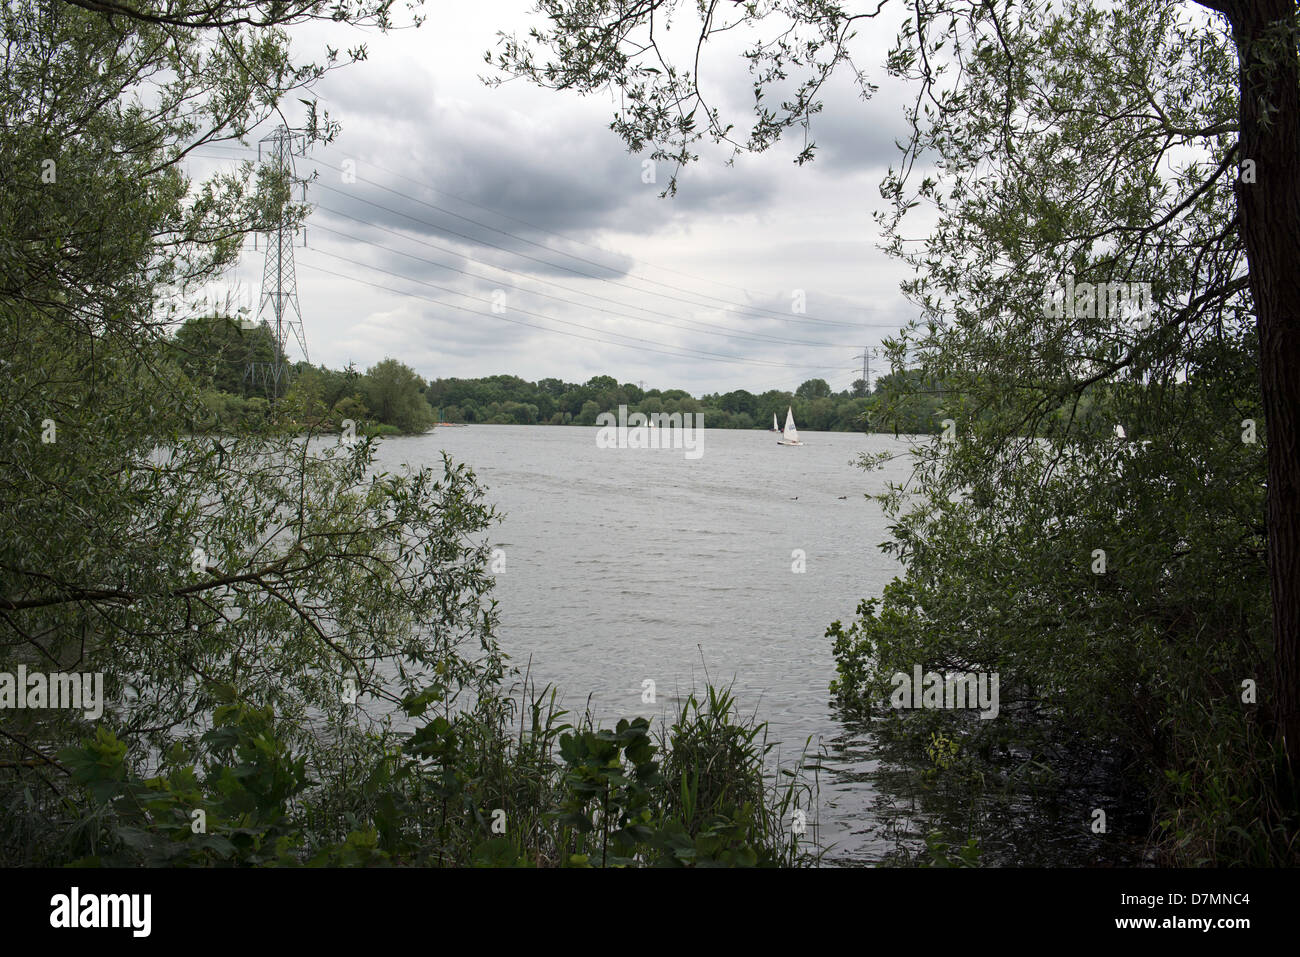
[817,715,1150,866]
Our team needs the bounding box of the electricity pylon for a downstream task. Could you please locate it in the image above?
[852,345,876,395]
[248,125,310,398]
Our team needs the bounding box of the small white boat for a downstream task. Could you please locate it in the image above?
[769,412,781,432]
[777,406,802,446]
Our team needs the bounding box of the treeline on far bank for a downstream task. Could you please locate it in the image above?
[168,315,441,435]
[169,314,951,434]
[424,374,922,432]
[407,369,958,434]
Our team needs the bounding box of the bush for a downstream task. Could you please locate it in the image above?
[33,681,818,868]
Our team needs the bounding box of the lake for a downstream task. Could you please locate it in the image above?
[373,423,917,863]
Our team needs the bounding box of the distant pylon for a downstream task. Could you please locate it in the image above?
[249,125,310,398]
[852,345,875,395]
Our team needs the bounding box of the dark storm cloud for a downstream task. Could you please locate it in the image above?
[314,65,792,273]
[310,159,642,282]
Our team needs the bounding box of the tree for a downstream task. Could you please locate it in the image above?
[362,358,435,433]
[795,378,832,399]
[0,0,517,865]
[332,393,369,426]
[843,3,1273,859]
[1204,0,1300,769]
[284,365,329,424]
[719,389,758,416]
[170,316,285,397]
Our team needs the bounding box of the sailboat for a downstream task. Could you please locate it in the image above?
[769,412,780,432]
[777,406,802,446]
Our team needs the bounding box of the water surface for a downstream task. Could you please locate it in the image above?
[374,424,914,862]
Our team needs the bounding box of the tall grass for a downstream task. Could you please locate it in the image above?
[15,678,821,867]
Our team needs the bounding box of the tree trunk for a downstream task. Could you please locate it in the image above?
[1212,0,1300,769]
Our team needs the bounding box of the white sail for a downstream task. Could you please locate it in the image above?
[782,406,799,443]
[773,412,779,431]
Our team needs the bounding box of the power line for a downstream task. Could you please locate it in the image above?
[192,144,890,330]
[298,250,849,372]
[314,143,815,301]
[306,215,857,350]
[305,174,882,330]
[310,202,872,345]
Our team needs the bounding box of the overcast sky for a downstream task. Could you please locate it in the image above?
[188,1,927,397]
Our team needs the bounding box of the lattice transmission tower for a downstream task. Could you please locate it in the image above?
[852,345,878,395]
[248,125,310,398]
